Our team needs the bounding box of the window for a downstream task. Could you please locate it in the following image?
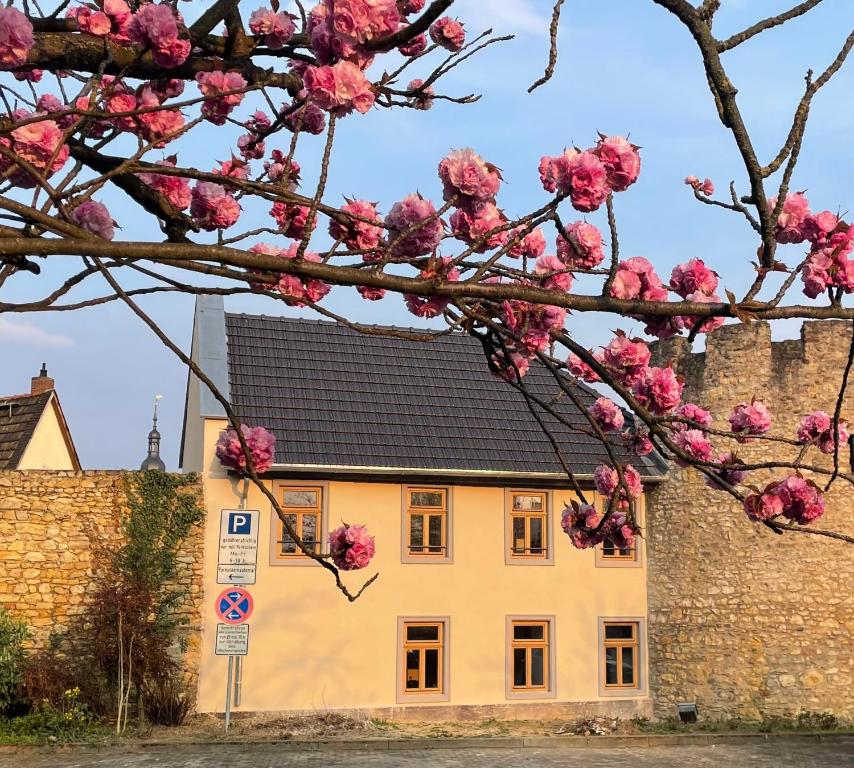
[595,494,642,568]
[402,487,451,563]
[603,622,639,690]
[505,616,555,699]
[505,491,552,565]
[270,485,326,564]
[602,539,635,559]
[397,617,449,702]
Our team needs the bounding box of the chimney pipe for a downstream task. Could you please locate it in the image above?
[31,363,55,395]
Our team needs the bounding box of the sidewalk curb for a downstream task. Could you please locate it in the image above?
[1,731,852,755]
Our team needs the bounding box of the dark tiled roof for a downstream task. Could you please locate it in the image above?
[224,314,665,478]
[0,392,51,469]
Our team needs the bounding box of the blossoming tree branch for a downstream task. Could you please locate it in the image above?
[1,0,853,596]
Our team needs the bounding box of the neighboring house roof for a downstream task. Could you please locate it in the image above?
[220,311,665,482]
[0,390,80,471]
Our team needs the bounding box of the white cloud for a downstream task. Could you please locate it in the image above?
[0,317,74,348]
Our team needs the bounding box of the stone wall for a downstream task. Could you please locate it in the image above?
[647,321,854,721]
[0,470,205,677]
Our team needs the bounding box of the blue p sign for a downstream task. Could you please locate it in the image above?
[228,512,251,535]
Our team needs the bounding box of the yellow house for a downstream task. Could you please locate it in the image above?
[0,365,80,471]
[181,297,665,719]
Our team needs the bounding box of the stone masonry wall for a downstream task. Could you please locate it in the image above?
[647,321,854,721]
[0,470,205,677]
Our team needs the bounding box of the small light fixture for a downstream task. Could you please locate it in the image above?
[677,702,699,724]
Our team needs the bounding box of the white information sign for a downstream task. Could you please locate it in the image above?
[215,623,249,656]
[217,509,259,585]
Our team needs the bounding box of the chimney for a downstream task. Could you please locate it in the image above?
[31,363,54,395]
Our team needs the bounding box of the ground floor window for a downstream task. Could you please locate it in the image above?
[397,617,449,702]
[602,621,640,690]
[506,616,555,699]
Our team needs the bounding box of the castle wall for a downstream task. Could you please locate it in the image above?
[647,321,854,721]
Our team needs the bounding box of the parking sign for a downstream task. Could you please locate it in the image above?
[217,509,259,585]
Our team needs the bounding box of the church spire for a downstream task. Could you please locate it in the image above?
[140,394,166,471]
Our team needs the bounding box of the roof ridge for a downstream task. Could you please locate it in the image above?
[224,311,455,337]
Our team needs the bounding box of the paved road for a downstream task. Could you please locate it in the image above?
[4,739,853,768]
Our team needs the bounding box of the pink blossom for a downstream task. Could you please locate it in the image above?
[404,257,459,318]
[491,350,531,382]
[69,7,112,36]
[385,194,443,257]
[534,254,573,292]
[600,511,637,552]
[0,7,34,69]
[567,353,601,383]
[676,402,712,429]
[561,502,603,549]
[670,258,718,298]
[357,284,386,301]
[215,425,276,474]
[407,78,434,110]
[399,34,427,57]
[13,67,42,82]
[264,150,300,186]
[127,4,190,68]
[328,198,383,255]
[769,192,811,245]
[307,0,377,68]
[275,245,330,305]
[623,427,654,457]
[508,227,546,259]
[538,150,576,194]
[556,221,604,270]
[797,411,848,454]
[140,164,193,209]
[564,151,610,212]
[399,0,426,13]
[329,523,376,570]
[0,116,70,188]
[609,257,664,301]
[283,100,328,135]
[593,135,640,192]
[672,428,714,467]
[602,331,650,386]
[70,200,115,240]
[773,475,826,524]
[271,201,317,240]
[594,464,642,500]
[237,132,265,160]
[685,176,714,196]
[802,210,839,246]
[705,451,748,490]
[190,182,241,230]
[196,71,248,125]
[249,8,296,49]
[214,157,250,180]
[589,398,625,433]
[429,16,465,51]
[303,60,375,116]
[449,202,508,252]
[679,291,726,335]
[743,490,784,522]
[728,400,772,440]
[632,366,683,415]
[135,89,185,146]
[800,225,854,299]
[438,148,502,204]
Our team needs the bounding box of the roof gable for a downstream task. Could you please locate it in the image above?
[223,313,665,480]
[0,391,52,469]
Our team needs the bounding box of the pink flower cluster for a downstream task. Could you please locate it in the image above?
[502,300,566,355]
[264,151,300,186]
[138,160,192,210]
[68,1,132,46]
[215,425,277,475]
[249,243,331,305]
[685,176,714,196]
[670,258,718,298]
[491,349,530,382]
[601,331,650,386]
[98,78,185,147]
[429,17,465,51]
[594,464,643,500]
[508,227,546,260]
[385,193,444,257]
[0,114,70,188]
[282,100,328,135]
[404,256,460,318]
[796,411,849,454]
[70,200,115,240]
[539,135,640,213]
[560,502,636,552]
[610,257,666,302]
[728,400,772,441]
[438,148,502,205]
[308,0,398,68]
[556,221,605,270]
[567,352,602,382]
[303,60,375,116]
[0,6,33,69]
[196,71,248,125]
[704,451,748,490]
[190,182,241,230]
[589,398,625,433]
[623,426,654,457]
[450,202,508,252]
[249,7,296,49]
[329,198,383,256]
[743,476,825,525]
[632,366,683,415]
[534,254,573,292]
[271,201,317,240]
[676,402,712,429]
[672,429,713,467]
[127,4,190,68]
[328,523,376,570]
[407,78,434,110]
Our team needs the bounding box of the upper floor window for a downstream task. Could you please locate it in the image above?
[403,487,451,562]
[595,495,642,568]
[277,486,322,559]
[602,622,640,690]
[505,491,552,564]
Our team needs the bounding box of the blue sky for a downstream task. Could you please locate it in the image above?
[1,1,852,469]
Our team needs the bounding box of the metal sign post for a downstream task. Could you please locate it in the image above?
[215,588,253,732]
